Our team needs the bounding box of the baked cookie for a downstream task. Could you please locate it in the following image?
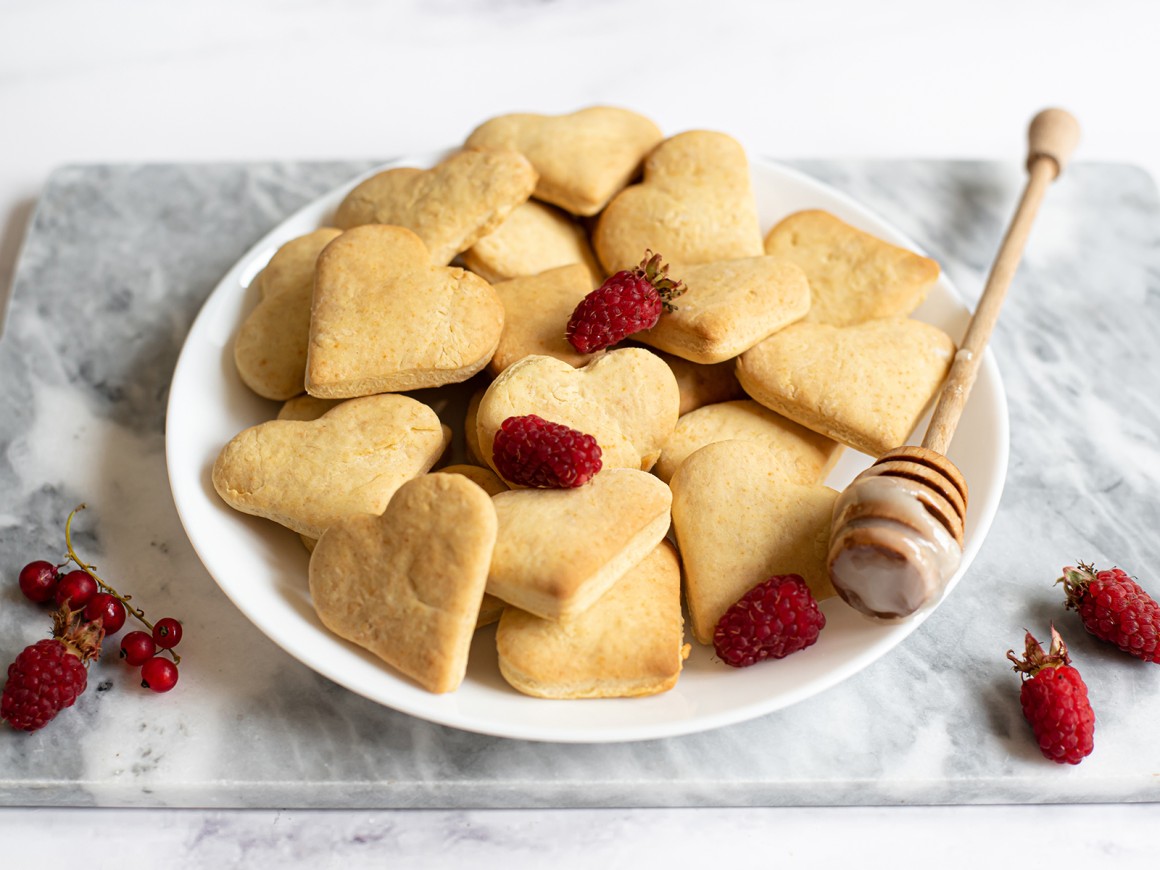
[636,257,810,364]
[309,474,497,694]
[488,264,600,376]
[476,349,679,481]
[257,228,343,299]
[736,318,955,457]
[212,394,448,538]
[432,465,508,627]
[655,399,842,484]
[487,468,672,621]
[435,464,508,497]
[333,149,537,265]
[234,228,343,400]
[763,210,940,327]
[643,348,745,415]
[306,225,505,397]
[670,440,838,644]
[593,130,763,274]
[278,395,344,422]
[461,199,602,285]
[465,106,663,216]
[496,541,687,698]
[464,384,488,467]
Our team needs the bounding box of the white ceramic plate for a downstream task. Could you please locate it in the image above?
[166,154,1008,743]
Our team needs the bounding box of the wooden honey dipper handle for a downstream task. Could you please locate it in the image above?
[922,108,1080,455]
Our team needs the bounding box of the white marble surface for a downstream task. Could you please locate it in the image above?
[3,0,1160,863]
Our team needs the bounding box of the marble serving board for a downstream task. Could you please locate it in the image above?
[1,160,1158,809]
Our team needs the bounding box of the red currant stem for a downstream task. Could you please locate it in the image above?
[64,505,181,665]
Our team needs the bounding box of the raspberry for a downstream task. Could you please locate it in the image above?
[1,606,103,733]
[713,574,826,667]
[1059,563,1160,663]
[566,250,685,353]
[1007,626,1095,764]
[492,414,602,488]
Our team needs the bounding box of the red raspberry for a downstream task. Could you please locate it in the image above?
[492,415,602,488]
[713,574,826,667]
[1,606,103,733]
[1059,563,1160,663]
[566,250,685,353]
[1007,626,1095,765]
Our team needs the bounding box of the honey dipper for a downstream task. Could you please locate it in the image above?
[827,108,1080,620]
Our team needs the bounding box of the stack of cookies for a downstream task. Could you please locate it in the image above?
[211,106,954,698]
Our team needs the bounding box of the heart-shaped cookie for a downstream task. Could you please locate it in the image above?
[212,394,448,537]
[305,225,505,398]
[333,149,537,266]
[234,228,342,400]
[462,199,602,285]
[434,465,509,628]
[636,256,810,364]
[670,439,838,644]
[308,473,498,693]
[736,318,955,457]
[764,210,940,327]
[593,130,764,274]
[655,399,842,485]
[488,263,599,376]
[476,349,679,479]
[496,541,687,698]
[487,468,672,621]
[465,106,663,217]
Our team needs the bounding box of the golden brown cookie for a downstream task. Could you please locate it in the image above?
[430,466,508,629]
[487,468,672,621]
[461,199,602,285]
[212,394,448,537]
[258,228,343,300]
[464,384,488,467]
[655,400,842,484]
[496,541,687,698]
[465,106,663,216]
[278,395,345,422]
[234,228,343,400]
[643,348,745,415]
[736,318,955,457]
[333,149,537,265]
[309,474,497,693]
[593,130,763,274]
[488,264,600,376]
[476,349,679,481]
[306,225,505,397]
[670,440,838,644]
[763,210,940,327]
[636,257,810,364]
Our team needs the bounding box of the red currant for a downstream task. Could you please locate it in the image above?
[18,560,60,603]
[84,593,127,634]
[152,617,183,649]
[119,631,156,666]
[141,656,179,693]
[55,570,97,609]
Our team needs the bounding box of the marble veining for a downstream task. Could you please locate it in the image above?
[1,160,1158,808]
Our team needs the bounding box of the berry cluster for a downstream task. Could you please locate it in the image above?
[1007,626,1095,765]
[2,505,183,733]
[492,414,602,489]
[712,574,826,668]
[565,250,685,353]
[1006,561,1159,765]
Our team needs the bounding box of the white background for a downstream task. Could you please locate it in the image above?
[2,0,1158,865]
